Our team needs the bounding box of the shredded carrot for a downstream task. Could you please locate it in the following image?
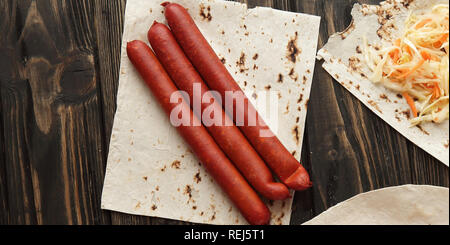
[404,45,413,56]
[424,73,438,79]
[431,54,441,61]
[395,67,409,74]
[420,83,432,91]
[389,49,400,63]
[433,82,441,99]
[402,92,418,117]
[434,40,442,48]
[396,58,425,79]
[439,33,449,41]
[394,38,402,47]
[415,18,432,29]
[391,68,408,79]
[420,51,439,61]
[433,33,449,48]
[420,50,432,60]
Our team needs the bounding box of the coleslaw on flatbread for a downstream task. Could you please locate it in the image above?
[364,4,449,126]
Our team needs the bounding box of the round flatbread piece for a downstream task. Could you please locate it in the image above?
[303,185,449,225]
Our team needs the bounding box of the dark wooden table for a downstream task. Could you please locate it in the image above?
[0,0,448,225]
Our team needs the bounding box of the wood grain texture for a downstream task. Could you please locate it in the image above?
[0,0,448,225]
[0,0,110,224]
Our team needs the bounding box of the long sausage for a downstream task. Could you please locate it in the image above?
[147,22,290,200]
[126,40,270,225]
[162,2,312,190]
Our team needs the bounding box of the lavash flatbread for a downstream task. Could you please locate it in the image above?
[101,0,321,225]
[317,0,449,166]
[303,185,449,225]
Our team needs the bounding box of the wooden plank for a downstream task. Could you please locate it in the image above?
[0,0,448,225]
[0,0,111,224]
[0,0,9,220]
[0,0,38,224]
[408,144,449,186]
[289,130,315,224]
[91,0,142,225]
[93,0,126,145]
[0,98,8,224]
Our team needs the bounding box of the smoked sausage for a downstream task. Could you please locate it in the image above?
[162,2,312,190]
[127,40,270,225]
[148,22,290,200]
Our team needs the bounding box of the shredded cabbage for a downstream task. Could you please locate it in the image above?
[364,4,449,126]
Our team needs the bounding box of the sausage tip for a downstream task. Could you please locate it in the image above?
[126,40,136,50]
[127,40,145,50]
[148,21,168,42]
[284,165,312,191]
[161,2,171,7]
